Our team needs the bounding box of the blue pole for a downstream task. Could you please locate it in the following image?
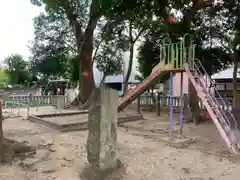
[179,72,184,135]
[169,72,173,137]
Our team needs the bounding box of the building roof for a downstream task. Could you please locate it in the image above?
[104,75,137,83]
[211,67,240,79]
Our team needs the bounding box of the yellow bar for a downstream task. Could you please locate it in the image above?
[167,44,170,64]
[180,43,183,67]
[176,44,179,68]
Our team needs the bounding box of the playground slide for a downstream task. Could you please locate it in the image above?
[151,61,166,74]
[185,62,240,153]
[118,62,174,112]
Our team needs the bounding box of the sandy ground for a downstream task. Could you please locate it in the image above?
[1,107,240,179]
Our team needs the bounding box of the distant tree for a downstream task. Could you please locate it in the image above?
[0,68,8,85]
[66,55,79,82]
[137,40,160,80]
[4,54,29,84]
[29,13,72,81]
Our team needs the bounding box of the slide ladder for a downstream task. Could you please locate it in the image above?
[185,59,240,153]
[118,62,173,112]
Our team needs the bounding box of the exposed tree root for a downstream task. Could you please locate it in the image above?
[0,138,36,164]
[66,89,96,110]
[80,159,126,180]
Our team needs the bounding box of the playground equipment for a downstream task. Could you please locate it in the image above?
[43,78,70,95]
[43,78,79,107]
[1,79,78,119]
[118,33,240,154]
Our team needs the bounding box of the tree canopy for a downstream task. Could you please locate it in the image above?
[26,0,240,98]
[4,54,30,85]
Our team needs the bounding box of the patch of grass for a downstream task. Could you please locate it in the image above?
[0,68,8,85]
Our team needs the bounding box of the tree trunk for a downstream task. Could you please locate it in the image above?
[123,23,144,96]
[188,81,202,125]
[150,86,156,103]
[123,21,135,96]
[0,98,4,161]
[100,73,106,87]
[123,44,134,95]
[232,51,240,126]
[233,51,240,108]
[70,16,99,105]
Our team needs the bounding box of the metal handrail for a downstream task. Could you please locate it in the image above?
[186,60,231,128]
[193,62,233,128]
[192,58,238,129]
[186,65,232,130]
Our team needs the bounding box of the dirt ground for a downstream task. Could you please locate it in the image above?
[1,108,240,180]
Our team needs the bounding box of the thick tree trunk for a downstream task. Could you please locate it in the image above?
[232,51,240,126]
[233,51,240,108]
[188,82,202,125]
[79,17,99,103]
[70,15,99,105]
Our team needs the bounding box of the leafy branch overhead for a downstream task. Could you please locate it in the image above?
[95,42,123,77]
[29,0,128,85]
[29,12,72,79]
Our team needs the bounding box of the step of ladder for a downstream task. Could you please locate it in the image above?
[213,106,220,111]
[215,113,222,118]
[203,95,229,128]
[204,94,212,99]
[193,75,200,79]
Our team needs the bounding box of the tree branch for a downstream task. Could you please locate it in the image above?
[133,28,145,44]
[129,21,133,43]
[69,15,84,52]
[155,0,214,28]
[65,42,77,53]
[100,73,106,86]
[182,0,215,26]
[92,39,103,65]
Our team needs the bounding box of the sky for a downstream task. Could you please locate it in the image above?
[0,0,44,63]
[0,0,137,82]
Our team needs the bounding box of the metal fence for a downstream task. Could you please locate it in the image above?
[1,93,233,118]
[4,94,66,107]
[131,94,233,111]
[2,94,67,118]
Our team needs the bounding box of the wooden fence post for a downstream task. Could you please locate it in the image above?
[137,97,140,113]
[156,92,161,116]
[17,102,20,117]
[27,93,32,119]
